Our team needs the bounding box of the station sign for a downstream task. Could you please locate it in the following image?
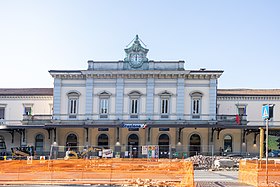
[121,123,147,128]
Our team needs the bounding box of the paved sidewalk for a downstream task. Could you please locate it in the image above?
[195,170,254,187]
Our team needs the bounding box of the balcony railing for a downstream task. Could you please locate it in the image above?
[23,114,53,121]
[217,114,247,125]
[17,113,250,128]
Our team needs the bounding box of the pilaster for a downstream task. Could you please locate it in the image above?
[115,78,124,119]
[146,78,154,119]
[176,78,185,119]
[53,78,61,120]
[85,78,94,119]
[209,79,217,120]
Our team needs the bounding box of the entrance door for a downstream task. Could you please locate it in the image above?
[0,135,6,156]
[159,134,169,158]
[189,134,201,156]
[98,134,109,148]
[128,134,139,158]
[66,133,78,151]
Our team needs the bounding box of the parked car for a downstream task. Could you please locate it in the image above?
[268,150,280,157]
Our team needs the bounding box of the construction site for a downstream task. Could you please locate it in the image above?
[1,145,280,187]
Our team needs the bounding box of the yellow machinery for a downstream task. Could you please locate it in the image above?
[11,146,35,159]
[64,146,103,160]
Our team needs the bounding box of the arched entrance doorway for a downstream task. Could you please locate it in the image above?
[158,134,169,158]
[35,134,44,155]
[0,135,6,156]
[66,133,78,151]
[98,134,109,148]
[189,134,201,156]
[128,134,139,158]
[224,135,232,153]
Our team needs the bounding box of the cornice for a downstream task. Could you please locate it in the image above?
[0,96,53,100]
[50,70,222,80]
[218,96,280,101]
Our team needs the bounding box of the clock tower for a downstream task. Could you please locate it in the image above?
[124,35,149,69]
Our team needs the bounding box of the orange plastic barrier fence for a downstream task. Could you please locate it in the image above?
[239,159,280,187]
[0,158,194,187]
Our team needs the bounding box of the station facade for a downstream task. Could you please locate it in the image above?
[0,36,279,158]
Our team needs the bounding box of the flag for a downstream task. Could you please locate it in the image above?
[236,115,240,125]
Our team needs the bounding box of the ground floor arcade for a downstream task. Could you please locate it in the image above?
[0,126,262,158]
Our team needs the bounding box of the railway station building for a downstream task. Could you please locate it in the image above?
[0,36,279,158]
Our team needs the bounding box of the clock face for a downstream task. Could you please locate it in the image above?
[129,53,144,68]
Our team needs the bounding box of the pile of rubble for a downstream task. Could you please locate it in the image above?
[185,155,243,170]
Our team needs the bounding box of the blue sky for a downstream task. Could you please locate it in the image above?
[0,1,279,89]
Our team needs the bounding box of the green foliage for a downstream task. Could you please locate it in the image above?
[268,135,280,150]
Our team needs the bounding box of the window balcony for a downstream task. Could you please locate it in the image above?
[22,114,52,125]
[217,114,247,126]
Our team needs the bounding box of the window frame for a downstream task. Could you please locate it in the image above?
[98,91,111,119]
[128,91,142,119]
[159,91,172,119]
[190,92,203,119]
[235,104,247,116]
[0,106,5,120]
[67,91,80,119]
[35,134,44,154]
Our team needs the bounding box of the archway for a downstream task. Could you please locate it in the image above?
[224,135,232,153]
[66,133,78,151]
[189,134,201,156]
[0,135,6,156]
[128,134,139,158]
[98,134,109,148]
[158,134,169,158]
[35,134,44,155]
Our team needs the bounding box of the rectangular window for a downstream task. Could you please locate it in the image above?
[25,107,32,115]
[0,107,4,119]
[192,99,200,115]
[69,99,77,114]
[131,99,138,114]
[98,128,109,131]
[238,107,246,115]
[100,99,109,114]
[161,99,169,114]
[159,128,169,131]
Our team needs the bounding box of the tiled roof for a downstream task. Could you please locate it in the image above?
[0,88,53,96]
[217,89,280,96]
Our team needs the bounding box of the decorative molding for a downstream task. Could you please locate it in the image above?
[0,96,53,100]
[218,96,280,101]
[51,70,222,80]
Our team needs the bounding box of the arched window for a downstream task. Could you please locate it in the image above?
[158,134,170,158]
[224,135,232,153]
[189,134,201,156]
[35,134,44,154]
[98,134,109,147]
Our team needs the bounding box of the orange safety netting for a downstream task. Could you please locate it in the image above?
[239,159,280,187]
[0,158,194,187]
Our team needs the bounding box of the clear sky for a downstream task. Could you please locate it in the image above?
[0,1,279,89]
